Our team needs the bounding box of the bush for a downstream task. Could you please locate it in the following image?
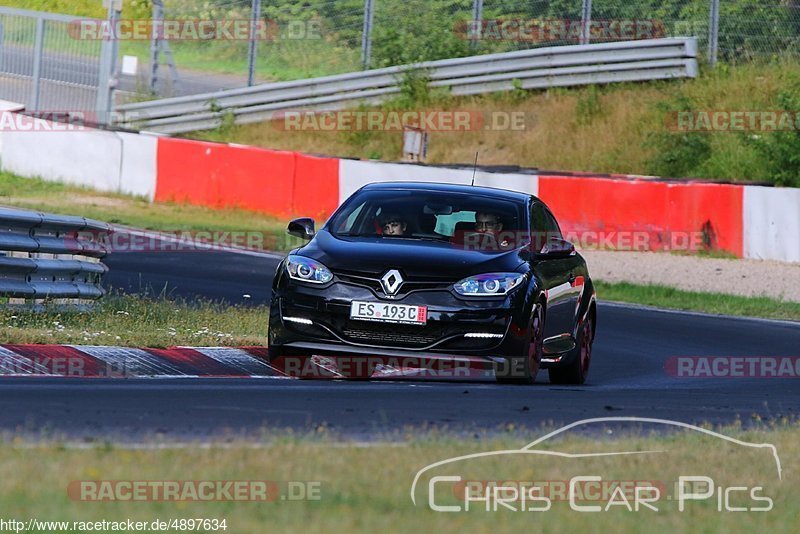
[644,94,712,178]
[745,81,800,187]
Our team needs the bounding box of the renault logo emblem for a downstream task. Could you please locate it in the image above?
[380,269,404,296]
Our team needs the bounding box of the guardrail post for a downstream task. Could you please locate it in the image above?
[247,0,262,86]
[471,0,483,50]
[708,0,720,66]
[580,0,592,45]
[30,17,45,112]
[361,0,375,69]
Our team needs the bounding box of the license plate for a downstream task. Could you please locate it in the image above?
[350,301,428,325]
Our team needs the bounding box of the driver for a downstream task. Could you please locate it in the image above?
[475,212,503,236]
[473,211,511,248]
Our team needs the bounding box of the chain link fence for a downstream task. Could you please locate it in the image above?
[0,7,106,113]
[134,0,798,96]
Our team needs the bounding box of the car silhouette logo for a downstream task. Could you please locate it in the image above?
[381,269,404,296]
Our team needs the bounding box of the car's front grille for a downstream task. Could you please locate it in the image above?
[341,320,450,347]
[342,328,440,347]
[333,270,457,295]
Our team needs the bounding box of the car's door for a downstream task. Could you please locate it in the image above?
[530,202,582,341]
[542,207,585,336]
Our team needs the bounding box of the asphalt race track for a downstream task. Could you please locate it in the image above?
[0,246,797,439]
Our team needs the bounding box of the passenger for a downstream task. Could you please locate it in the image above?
[380,213,409,236]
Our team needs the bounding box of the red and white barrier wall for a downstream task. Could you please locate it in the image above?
[0,111,797,263]
[0,117,158,200]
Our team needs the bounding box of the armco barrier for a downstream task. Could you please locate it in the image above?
[0,206,110,300]
[155,138,339,220]
[537,175,744,257]
[115,38,699,134]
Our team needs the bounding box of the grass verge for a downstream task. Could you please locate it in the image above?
[2,282,795,349]
[596,281,800,322]
[0,171,294,250]
[0,423,796,531]
[0,295,267,347]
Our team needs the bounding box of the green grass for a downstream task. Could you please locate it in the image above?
[597,281,800,322]
[0,423,797,532]
[1,282,795,349]
[0,171,297,250]
[0,295,267,347]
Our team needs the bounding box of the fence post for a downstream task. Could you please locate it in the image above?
[0,22,4,72]
[471,0,483,50]
[361,0,375,69]
[580,0,593,45]
[247,0,262,86]
[708,0,720,66]
[30,17,45,112]
[96,2,120,124]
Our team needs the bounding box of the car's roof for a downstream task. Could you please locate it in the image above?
[360,181,535,203]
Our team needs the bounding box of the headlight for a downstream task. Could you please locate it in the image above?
[453,273,525,296]
[286,255,333,284]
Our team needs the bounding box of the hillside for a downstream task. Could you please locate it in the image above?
[191,61,800,187]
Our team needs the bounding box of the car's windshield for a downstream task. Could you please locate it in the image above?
[328,189,526,246]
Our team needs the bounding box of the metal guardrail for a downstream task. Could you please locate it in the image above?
[115,37,698,134]
[0,207,110,300]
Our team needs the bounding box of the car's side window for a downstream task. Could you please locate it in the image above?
[529,203,547,233]
[543,209,563,240]
[530,203,563,249]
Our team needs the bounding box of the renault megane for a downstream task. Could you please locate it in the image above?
[268,182,596,384]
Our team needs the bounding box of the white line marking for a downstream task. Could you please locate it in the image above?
[601,300,800,326]
[0,347,52,375]
[112,225,285,259]
[69,346,187,377]
[189,347,282,376]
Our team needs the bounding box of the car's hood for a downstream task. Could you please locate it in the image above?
[296,230,527,279]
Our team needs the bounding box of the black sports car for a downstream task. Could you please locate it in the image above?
[268,182,596,384]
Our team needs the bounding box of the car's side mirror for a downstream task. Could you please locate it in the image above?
[541,237,575,257]
[287,218,316,240]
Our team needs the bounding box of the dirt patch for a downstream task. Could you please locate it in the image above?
[582,250,800,303]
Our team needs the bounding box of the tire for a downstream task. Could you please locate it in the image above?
[549,314,594,385]
[495,305,543,385]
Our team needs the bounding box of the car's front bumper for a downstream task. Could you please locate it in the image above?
[268,279,531,364]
